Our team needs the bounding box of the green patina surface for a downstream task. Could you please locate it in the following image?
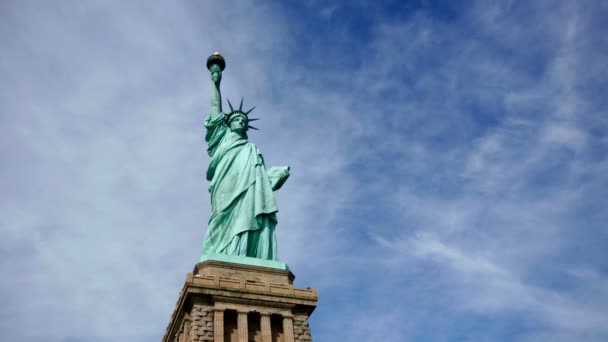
[199,53,290,268]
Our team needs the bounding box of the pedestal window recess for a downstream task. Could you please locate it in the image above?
[271,314,284,342]
[247,312,261,342]
[224,310,238,342]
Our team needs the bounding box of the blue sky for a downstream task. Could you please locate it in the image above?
[1,1,607,341]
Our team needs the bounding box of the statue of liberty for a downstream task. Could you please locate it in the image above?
[200,53,290,263]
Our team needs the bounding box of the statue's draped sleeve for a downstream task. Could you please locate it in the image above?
[204,112,227,181]
[205,112,226,156]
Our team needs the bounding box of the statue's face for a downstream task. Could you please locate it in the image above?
[210,64,222,83]
[229,114,247,135]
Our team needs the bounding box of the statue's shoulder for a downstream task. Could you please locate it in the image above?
[205,112,227,127]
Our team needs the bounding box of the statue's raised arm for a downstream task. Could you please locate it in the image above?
[207,52,225,117]
[200,53,290,264]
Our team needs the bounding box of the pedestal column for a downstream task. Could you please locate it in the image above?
[237,310,249,342]
[180,319,190,342]
[260,313,272,342]
[283,315,295,342]
[213,309,224,342]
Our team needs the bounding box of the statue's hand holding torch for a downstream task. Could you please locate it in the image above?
[207,52,225,87]
[207,52,226,115]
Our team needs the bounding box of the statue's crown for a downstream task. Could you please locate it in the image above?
[225,97,259,130]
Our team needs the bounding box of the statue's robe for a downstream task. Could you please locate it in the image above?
[200,112,278,260]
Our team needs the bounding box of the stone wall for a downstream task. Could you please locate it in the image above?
[188,303,214,341]
[293,314,312,342]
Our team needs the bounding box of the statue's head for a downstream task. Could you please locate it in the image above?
[228,113,248,135]
[225,98,259,137]
[210,63,222,83]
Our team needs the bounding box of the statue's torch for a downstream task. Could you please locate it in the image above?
[207,52,226,71]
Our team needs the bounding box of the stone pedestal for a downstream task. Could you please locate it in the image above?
[163,260,317,342]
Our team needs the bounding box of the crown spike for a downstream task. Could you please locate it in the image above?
[245,106,256,115]
[227,98,234,112]
[247,125,259,130]
[248,118,260,122]
[239,97,244,111]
